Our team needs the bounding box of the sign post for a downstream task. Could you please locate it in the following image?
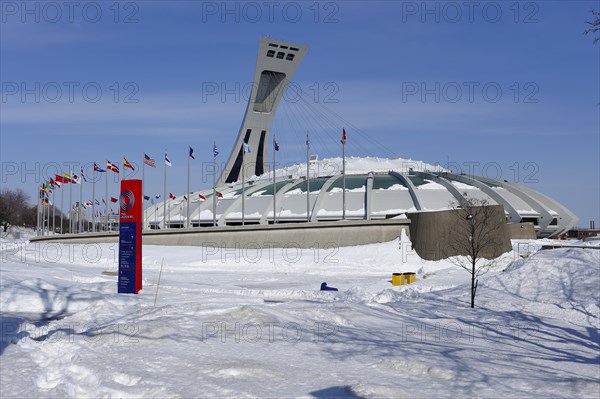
[118,179,142,294]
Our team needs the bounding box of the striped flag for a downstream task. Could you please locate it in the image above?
[165,152,172,167]
[124,158,135,171]
[213,143,219,158]
[341,128,347,145]
[94,163,106,173]
[144,154,156,168]
[80,167,88,182]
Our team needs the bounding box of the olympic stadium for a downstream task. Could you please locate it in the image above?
[142,37,578,239]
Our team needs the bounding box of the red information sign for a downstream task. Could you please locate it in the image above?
[118,179,142,294]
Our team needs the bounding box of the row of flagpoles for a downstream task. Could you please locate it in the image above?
[36,128,348,235]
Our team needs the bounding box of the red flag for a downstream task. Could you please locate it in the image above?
[110,197,118,203]
[341,128,346,145]
[198,194,206,201]
[107,161,119,173]
[169,193,175,200]
[217,192,223,199]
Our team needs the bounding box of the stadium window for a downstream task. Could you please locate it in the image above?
[276,52,285,59]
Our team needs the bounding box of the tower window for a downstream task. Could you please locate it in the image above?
[276,52,285,59]
[286,54,295,61]
[266,50,275,57]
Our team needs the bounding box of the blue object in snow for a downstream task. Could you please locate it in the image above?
[320,282,338,291]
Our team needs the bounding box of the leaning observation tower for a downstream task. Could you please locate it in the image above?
[218,37,308,185]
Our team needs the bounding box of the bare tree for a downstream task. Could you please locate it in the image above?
[0,188,35,232]
[584,9,600,44]
[445,197,508,308]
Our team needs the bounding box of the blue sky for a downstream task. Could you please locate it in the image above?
[1,0,598,226]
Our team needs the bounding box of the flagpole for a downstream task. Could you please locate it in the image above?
[60,180,64,234]
[213,142,217,227]
[142,153,145,230]
[306,130,310,223]
[163,150,167,229]
[92,170,96,233]
[187,146,191,229]
[242,143,245,226]
[52,189,56,234]
[78,177,83,233]
[36,191,40,235]
[273,138,277,224]
[37,194,42,235]
[42,198,46,236]
[69,172,73,233]
[42,197,46,236]
[105,169,108,232]
[342,130,346,221]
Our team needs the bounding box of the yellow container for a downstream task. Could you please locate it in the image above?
[392,273,403,286]
[392,272,417,286]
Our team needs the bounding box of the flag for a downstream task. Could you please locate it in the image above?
[341,128,347,145]
[198,194,206,201]
[144,154,156,168]
[306,132,310,149]
[189,146,195,160]
[144,195,150,201]
[165,152,172,167]
[107,161,119,173]
[50,178,59,187]
[80,167,88,182]
[63,173,72,183]
[155,194,161,199]
[273,139,280,152]
[124,158,135,171]
[94,163,106,173]
[102,198,106,205]
[71,174,81,184]
[110,197,118,203]
[183,195,188,201]
[242,142,251,153]
[213,143,219,158]
[169,193,175,200]
[85,201,93,207]
[95,199,100,206]
[217,191,223,199]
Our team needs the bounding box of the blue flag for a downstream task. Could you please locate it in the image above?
[273,139,280,152]
[189,146,195,160]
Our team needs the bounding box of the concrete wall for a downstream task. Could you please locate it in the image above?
[506,223,537,239]
[30,219,410,249]
[407,206,512,261]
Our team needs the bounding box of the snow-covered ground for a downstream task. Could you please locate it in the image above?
[1,235,598,398]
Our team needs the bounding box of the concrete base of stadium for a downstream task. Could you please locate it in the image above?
[30,219,411,249]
